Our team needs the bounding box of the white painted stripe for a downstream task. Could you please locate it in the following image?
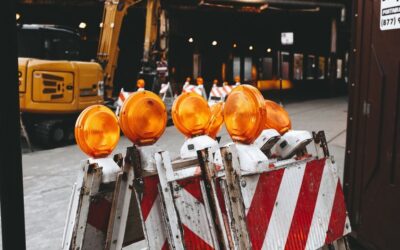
[219,87,227,97]
[175,185,214,247]
[305,160,338,250]
[343,216,351,235]
[160,83,169,94]
[144,195,168,249]
[210,87,221,97]
[262,162,306,250]
[240,174,260,215]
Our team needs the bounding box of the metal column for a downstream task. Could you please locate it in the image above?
[0,0,26,249]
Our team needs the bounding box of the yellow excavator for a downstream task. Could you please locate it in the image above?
[17,0,158,146]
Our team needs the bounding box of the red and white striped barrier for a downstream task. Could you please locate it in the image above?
[159,83,170,95]
[116,88,144,116]
[210,85,234,99]
[220,143,352,250]
[117,88,133,107]
[245,159,349,249]
[63,157,138,250]
[154,150,229,249]
[137,175,169,249]
[182,84,207,99]
[208,85,235,105]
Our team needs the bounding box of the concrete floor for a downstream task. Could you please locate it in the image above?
[0,96,348,250]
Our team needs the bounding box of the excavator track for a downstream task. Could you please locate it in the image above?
[22,114,77,148]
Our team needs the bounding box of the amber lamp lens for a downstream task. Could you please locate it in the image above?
[172,92,211,137]
[205,102,224,139]
[223,85,266,144]
[75,105,120,158]
[264,100,292,134]
[119,91,167,145]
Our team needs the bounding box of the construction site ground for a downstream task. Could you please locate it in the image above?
[0,96,348,250]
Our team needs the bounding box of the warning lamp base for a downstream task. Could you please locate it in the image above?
[89,157,121,183]
[137,145,162,172]
[236,143,269,172]
[180,135,219,159]
[254,129,281,156]
[274,130,313,159]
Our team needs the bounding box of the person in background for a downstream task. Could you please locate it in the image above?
[137,78,145,91]
[234,76,241,86]
[223,81,229,86]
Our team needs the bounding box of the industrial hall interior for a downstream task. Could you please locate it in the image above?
[1,0,399,250]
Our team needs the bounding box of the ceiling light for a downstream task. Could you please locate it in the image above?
[79,22,87,29]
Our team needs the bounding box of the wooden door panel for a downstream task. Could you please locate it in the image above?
[346,0,400,248]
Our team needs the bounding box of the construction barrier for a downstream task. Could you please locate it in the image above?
[62,154,144,250]
[159,82,175,117]
[115,88,134,116]
[208,85,235,106]
[218,141,351,250]
[65,85,351,249]
[182,84,207,99]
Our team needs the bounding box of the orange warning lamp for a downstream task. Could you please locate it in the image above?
[119,91,167,146]
[205,102,224,139]
[264,100,292,135]
[75,105,120,158]
[172,92,211,137]
[137,79,145,89]
[196,77,204,85]
[224,85,266,144]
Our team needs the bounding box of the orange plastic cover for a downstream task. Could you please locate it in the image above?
[119,91,167,146]
[172,92,211,137]
[264,100,292,135]
[205,102,224,139]
[75,105,120,158]
[224,85,266,144]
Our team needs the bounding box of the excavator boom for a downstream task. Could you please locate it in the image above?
[97,0,139,98]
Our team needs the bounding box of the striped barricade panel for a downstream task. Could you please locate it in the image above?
[208,85,235,106]
[126,146,170,250]
[117,88,133,106]
[220,144,351,250]
[116,88,134,116]
[154,150,230,249]
[159,83,170,95]
[138,175,169,250]
[182,84,207,99]
[210,85,234,98]
[63,156,138,250]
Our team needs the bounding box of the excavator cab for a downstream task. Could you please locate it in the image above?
[18,25,104,146]
[17,24,82,61]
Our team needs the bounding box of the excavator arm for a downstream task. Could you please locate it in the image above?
[97,0,140,99]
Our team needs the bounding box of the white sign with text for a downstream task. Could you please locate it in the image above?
[281,32,294,45]
[381,0,400,30]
